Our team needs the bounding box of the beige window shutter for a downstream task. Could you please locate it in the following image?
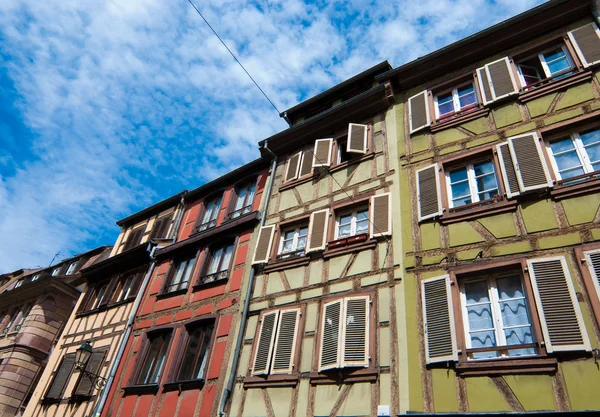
[347,123,368,154]
[306,209,330,252]
[270,308,301,375]
[252,225,276,264]
[284,152,302,182]
[476,67,493,105]
[421,275,458,364]
[507,133,552,193]
[408,90,430,134]
[341,296,370,368]
[318,299,343,371]
[298,150,313,177]
[496,142,521,198]
[370,193,392,238]
[312,139,333,168]
[568,23,600,68]
[484,57,519,101]
[583,250,600,301]
[251,310,280,376]
[527,257,591,353]
[416,164,443,221]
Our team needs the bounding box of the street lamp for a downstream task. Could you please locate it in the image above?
[75,340,107,390]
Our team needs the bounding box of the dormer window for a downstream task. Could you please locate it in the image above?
[65,261,78,275]
[30,274,40,282]
[51,267,61,276]
[14,279,24,289]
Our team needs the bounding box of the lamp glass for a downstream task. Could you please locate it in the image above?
[75,341,93,369]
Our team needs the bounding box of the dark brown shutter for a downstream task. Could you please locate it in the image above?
[124,226,144,251]
[341,296,369,368]
[45,353,76,399]
[528,257,591,352]
[128,268,146,298]
[421,276,457,364]
[307,209,329,252]
[508,133,551,192]
[486,57,518,100]
[73,350,105,396]
[252,225,275,264]
[251,310,279,376]
[312,139,333,168]
[370,193,392,237]
[476,67,493,105]
[150,214,173,239]
[347,123,368,154]
[299,150,313,177]
[416,164,442,221]
[408,91,430,133]
[270,309,301,374]
[319,299,342,371]
[496,142,521,198]
[284,152,302,182]
[568,23,600,67]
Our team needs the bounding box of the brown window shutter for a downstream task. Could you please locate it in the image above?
[421,275,457,364]
[284,152,302,182]
[251,310,280,376]
[408,91,430,134]
[312,139,333,168]
[370,193,392,238]
[416,164,442,221]
[124,226,144,251]
[270,308,301,374]
[568,23,600,68]
[150,214,173,240]
[318,299,342,371]
[476,67,493,105]
[508,133,552,192]
[73,350,106,396]
[496,142,521,198]
[298,150,313,177]
[341,296,369,368]
[528,257,591,353]
[347,123,368,154]
[45,353,76,399]
[484,57,519,101]
[306,209,330,252]
[128,268,146,298]
[252,225,275,264]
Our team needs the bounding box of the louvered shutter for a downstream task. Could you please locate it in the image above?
[306,209,329,252]
[527,257,591,352]
[150,214,173,239]
[416,164,442,221]
[341,296,369,368]
[583,250,600,301]
[319,299,343,371]
[124,226,144,251]
[298,150,313,177]
[496,142,521,198]
[73,350,105,396]
[270,308,301,374]
[128,269,146,299]
[568,23,600,68]
[483,57,519,101]
[251,311,280,376]
[476,67,493,105]
[408,91,430,134]
[312,139,333,168]
[252,225,276,264]
[46,354,76,399]
[508,133,552,192]
[347,123,368,154]
[284,152,302,182]
[370,193,392,237]
[421,276,458,364]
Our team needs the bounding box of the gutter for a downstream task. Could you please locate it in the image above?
[218,142,277,417]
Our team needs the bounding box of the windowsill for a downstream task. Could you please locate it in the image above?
[518,70,592,103]
[243,373,299,388]
[279,172,319,192]
[75,298,136,317]
[323,236,377,259]
[550,173,600,200]
[439,199,517,225]
[41,397,63,404]
[455,356,557,377]
[122,384,160,396]
[69,394,94,403]
[329,152,375,174]
[156,287,188,299]
[192,277,228,291]
[309,367,378,384]
[431,107,488,133]
[264,255,310,274]
[163,379,205,392]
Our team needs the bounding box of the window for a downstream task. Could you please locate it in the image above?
[278,224,308,258]
[446,159,499,207]
[547,127,600,181]
[434,83,478,118]
[198,243,234,285]
[1,310,18,335]
[72,349,106,397]
[197,196,222,232]
[13,304,32,332]
[164,255,196,293]
[123,226,145,251]
[335,207,369,239]
[65,261,78,275]
[51,267,61,276]
[30,274,40,282]
[229,181,256,219]
[88,283,110,310]
[109,271,139,304]
[14,279,24,289]
[150,214,173,239]
[516,45,574,87]
[136,331,172,385]
[336,138,361,164]
[175,322,214,381]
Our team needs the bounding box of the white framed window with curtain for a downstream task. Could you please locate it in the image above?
[334,207,369,239]
[278,225,308,257]
[446,159,499,208]
[198,195,222,231]
[230,181,256,219]
[199,243,234,284]
[546,127,600,181]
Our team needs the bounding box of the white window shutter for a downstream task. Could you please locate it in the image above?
[252,225,276,264]
[284,152,302,182]
[251,310,280,376]
[496,142,521,198]
[347,123,368,154]
[583,249,600,302]
[507,133,552,193]
[306,209,330,252]
[318,299,343,371]
[416,164,443,221]
[408,91,430,134]
[370,193,392,238]
[476,67,493,106]
[341,296,370,368]
[312,139,333,168]
[421,275,458,364]
[568,23,600,68]
[270,308,301,375]
[484,57,519,101]
[527,257,591,353]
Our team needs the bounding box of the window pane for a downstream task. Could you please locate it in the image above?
[356,210,369,234]
[554,152,585,178]
[542,48,571,75]
[338,224,351,237]
[207,248,223,274]
[464,281,497,358]
[220,245,234,272]
[437,92,454,115]
[138,333,170,385]
[585,144,600,168]
[193,326,213,379]
[550,137,575,153]
[457,85,476,108]
[579,129,600,147]
[496,275,535,356]
[282,239,294,252]
[449,168,468,183]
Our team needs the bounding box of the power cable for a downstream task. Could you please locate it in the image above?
[186,0,282,116]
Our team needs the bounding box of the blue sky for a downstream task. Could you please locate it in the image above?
[0,0,544,272]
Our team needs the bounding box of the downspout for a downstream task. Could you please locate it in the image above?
[218,142,277,417]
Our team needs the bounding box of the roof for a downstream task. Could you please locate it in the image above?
[116,191,187,227]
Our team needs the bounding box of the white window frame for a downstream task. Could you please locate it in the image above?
[516,44,575,87]
[65,261,78,275]
[433,82,477,119]
[278,225,308,255]
[546,129,600,180]
[334,207,369,239]
[445,159,499,208]
[459,274,535,361]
